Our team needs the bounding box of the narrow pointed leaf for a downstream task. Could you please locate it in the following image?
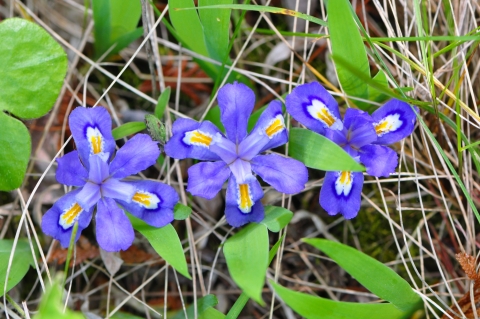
[328,0,370,109]
[303,239,423,312]
[272,282,411,319]
[224,223,268,304]
[155,87,172,119]
[129,215,191,279]
[112,122,147,140]
[289,128,365,172]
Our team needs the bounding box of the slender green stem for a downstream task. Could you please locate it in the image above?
[225,293,249,319]
[63,222,78,288]
[5,294,25,317]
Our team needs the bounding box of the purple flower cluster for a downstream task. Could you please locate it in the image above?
[42,107,178,252]
[286,82,417,219]
[165,82,308,227]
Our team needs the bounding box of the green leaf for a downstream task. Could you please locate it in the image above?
[272,282,411,319]
[328,0,370,109]
[33,275,84,319]
[368,70,390,105]
[199,0,233,61]
[260,206,292,233]
[200,308,225,319]
[224,223,268,304]
[112,122,147,140]
[92,0,142,58]
[184,4,327,27]
[0,113,31,191]
[288,128,365,172]
[155,87,172,119]
[303,239,423,313]
[174,203,192,220]
[111,313,145,319]
[171,294,219,319]
[0,239,35,297]
[129,215,191,279]
[0,18,67,119]
[168,0,209,57]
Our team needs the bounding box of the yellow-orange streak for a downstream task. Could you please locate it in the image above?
[91,136,102,154]
[190,131,212,146]
[374,121,392,134]
[265,119,284,137]
[239,184,252,211]
[317,108,335,127]
[339,171,351,185]
[62,203,82,226]
[133,192,151,206]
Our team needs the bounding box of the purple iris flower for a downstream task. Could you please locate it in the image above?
[41,107,178,252]
[165,82,308,227]
[285,82,416,218]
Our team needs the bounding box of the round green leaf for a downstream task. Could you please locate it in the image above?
[0,18,67,119]
[0,112,31,191]
[0,239,35,297]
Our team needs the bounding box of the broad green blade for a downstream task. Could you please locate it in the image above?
[303,239,423,313]
[224,223,268,304]
[199,0,233,61]
[288,128,365,172]
[328,0,370,109]
[272,282,411,319]
[168,0,209,56]
[129,215,191,279]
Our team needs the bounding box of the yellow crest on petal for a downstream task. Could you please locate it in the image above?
[132,191,160,209]
[374,114,402,136]
[306,100,342,130]
[183,130,212,147]
[335,171,353,196]
[59,203,83,229]
[264,115,285,138]
[86,126,105,155]
[237,183,253,213]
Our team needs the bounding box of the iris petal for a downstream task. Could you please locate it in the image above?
[359,144,398,177]
[41,189,94,248]
[251,154,308,194]
[209,133,238,164]
[371,99,417,145]
[109,134,160,179]
[117,180,178,227]
[56,151,88,187]
[164,118,222,161]
[320,171,364,219]
[246,100,288,155]
[342,108,377,148]
[225,176,264,227]
[96,198,135,252]
[229,158,254,184]
[88,155,110,184]
[285,82,342,135]
[217,82,255,144]
[101,179,136,202]
[76,182,101,211]
[187,161,231,199]
[69,107,115,169]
